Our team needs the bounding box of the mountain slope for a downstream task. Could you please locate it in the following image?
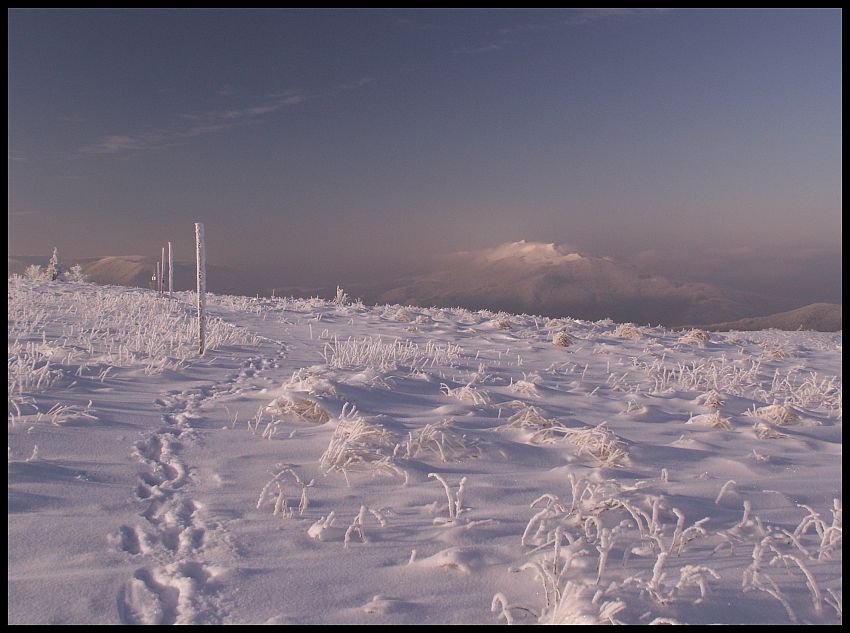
[9,254,255,296]
[701,302,842,332]
[380,241,786,326]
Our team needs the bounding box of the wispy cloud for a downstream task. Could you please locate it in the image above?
[456,41,511,55]
[564,8,666,27]
[78,88,310,156]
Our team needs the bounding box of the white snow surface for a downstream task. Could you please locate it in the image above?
[8,278,842,625]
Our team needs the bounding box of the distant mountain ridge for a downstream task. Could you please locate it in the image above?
[8,254,255,296]
[9,244,841,331]
[700,303,842,332]
[379,240,792,327]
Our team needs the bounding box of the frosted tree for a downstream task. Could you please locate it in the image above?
[45,248,62,281]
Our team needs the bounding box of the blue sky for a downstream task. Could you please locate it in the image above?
[8,9,842,299]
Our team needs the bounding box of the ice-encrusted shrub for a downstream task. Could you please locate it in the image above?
[24,265,44,281]
[686,411,733,431]
[63,264,87,283]
[391,308,412,322]
[553,331,572,347]
[677,329,710,347]
[403,419,480,463]
[319,404,403,484]
[414,314,432,325]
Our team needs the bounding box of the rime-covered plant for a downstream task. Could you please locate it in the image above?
[64,264,87,282]
[677,329,710,347]
[440,382,490,405]
[404,419,480,462]
[334,286,350,307]
[256,466,315,519]
[24,265,43,281]
[318,403,403,484]
[686,411,733,431]
[428,473,467,523]
[343,505,387,547]
[613,323,642,340]
[553,331,572,347]
[268,395,331,425]
[46,247,62,281]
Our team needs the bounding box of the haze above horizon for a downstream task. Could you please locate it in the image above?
[8,8,842,306]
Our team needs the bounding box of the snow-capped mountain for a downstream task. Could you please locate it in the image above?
[379,241,787,327]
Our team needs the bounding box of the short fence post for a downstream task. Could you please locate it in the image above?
[195,223,206,356]
[168,241,173,297]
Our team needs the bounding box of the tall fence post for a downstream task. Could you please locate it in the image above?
[168,241,173,297]
[155,261,161,292]
[160,247,165,293]
[195,223,206,356]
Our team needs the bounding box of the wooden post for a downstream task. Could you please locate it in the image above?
[160,247,165,293]
[168,242,173,297]
[155,261,161,292]
[195,223,206,356]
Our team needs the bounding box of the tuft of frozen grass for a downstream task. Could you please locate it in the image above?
[404,419,480,463]
[508,374,542,398]
[686,411,733,431]
[267,395,330,425]
[322,335,461,372]
[751,420,788,439]
[677,329,711,347]
[333,286,350,307]
[491,316,512,330]
[744,403,806,426]
[553,331,573,347]
[318,404,403,484]
[695,390,725,408]
[500,404,559,431]
[565,423,629,466]
[613,323,643,340]
[440,382,489,405]
[390,307,412,322]
[284,367,338,397]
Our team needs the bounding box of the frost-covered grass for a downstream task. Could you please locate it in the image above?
[7,278,842,625]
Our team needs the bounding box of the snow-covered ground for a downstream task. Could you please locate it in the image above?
[8,278,842,624]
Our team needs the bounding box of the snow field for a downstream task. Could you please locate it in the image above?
[8,279,842,624]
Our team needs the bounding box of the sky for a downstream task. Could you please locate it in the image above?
[8,9,842,302]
